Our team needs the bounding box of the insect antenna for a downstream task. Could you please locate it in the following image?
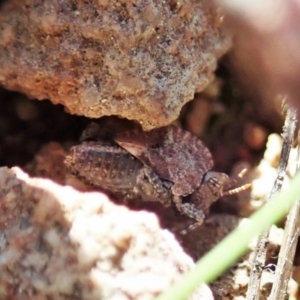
[222,168,251,196]
[222,183,252,196]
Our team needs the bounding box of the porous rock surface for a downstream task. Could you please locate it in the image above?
[0,0,230,129]
[0,167,213,300]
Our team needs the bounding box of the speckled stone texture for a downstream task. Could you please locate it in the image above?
[0,0,230,129]
[0,167,213,300]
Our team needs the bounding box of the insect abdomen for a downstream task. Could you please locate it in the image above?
[65,142,143,193]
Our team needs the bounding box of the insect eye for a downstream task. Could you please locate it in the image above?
[209,177,220,188]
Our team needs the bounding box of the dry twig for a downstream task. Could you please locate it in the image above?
[246,104,297,300]
[269,122,299,300]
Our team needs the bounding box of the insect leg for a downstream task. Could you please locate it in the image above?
[172,196,205,234]
[133,166,171,206]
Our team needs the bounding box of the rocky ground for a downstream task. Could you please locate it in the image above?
[0,0,299,299]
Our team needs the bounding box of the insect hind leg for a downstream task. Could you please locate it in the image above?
[134,166,171,206]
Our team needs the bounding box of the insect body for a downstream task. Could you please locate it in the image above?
[65,141,173,206]
[65,124,238,233]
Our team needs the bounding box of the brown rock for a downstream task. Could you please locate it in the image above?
[0,0,230,130]
[217,0,300,124]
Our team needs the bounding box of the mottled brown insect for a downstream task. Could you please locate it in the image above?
[65,123,247,233]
